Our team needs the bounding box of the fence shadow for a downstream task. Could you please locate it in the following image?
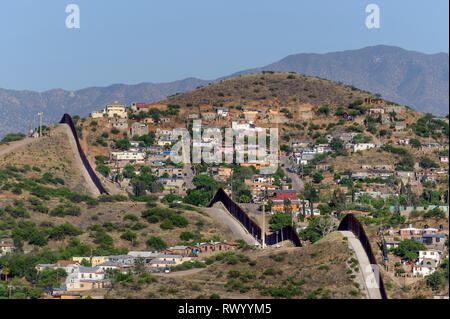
[60,114,108,195]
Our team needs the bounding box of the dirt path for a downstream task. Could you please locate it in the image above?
[153,267,206,278]
[0,137,36,157]
[340,230,382,299]
[54,124,100,197]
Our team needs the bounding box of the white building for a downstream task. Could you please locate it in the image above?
[91,101,127,119]
[111,151,146,162]
[352,143,376,152]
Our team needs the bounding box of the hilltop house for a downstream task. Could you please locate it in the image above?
[91,101,127,119]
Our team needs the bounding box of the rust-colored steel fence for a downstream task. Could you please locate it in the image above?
[338,213,388,299]
[59,114,108,194]
[208,188,301,247]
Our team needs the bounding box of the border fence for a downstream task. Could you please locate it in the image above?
[208,188,302,247]
[338,213,388,299]
[59,114,108,195]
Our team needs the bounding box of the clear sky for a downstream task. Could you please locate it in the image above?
[0,0,448,91]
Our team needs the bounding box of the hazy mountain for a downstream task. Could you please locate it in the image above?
[0,78,208,138]
[0,45,448,138]
[227,45,449,116]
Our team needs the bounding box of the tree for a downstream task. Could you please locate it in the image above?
[393,239,426,261]
[409,138,421,148]
[146,236,167,250]
[312,173,324,184]
[269,213,292,231]
[330,189,346,216]
[420,156,439,169]
[131,179,147,197]
[37,268,67,291]
[299,216,338,243]
[303,183,318,215]
[426,271,446,291]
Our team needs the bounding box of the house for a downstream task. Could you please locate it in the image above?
[160,117,171,124]
[130,102,151,112]
[130,122,149,137]
[398,139,410,145]
[193,241,239,256]
[96,261,120,272]
[394,124,406,131]
[332,133,356,143]
[215,107,229,117]
[65,266,109,292]
[369,108,385,114]
[384,106,404,113]
[72,256,107,267]
[439,156,449,163]
[91,101,127,119]
[417,250,441,264]
[0,241,14,256]
[268,190,297,201]
[187,113,199,120]
[210,167,232,179]
[106,255,136,265]
[231,119,252,131]
[157,135,174,146]
[421,234,446,250]
[142,118,155,125]
[413,259,439,277]
[111,151,146,162]
[352,143,376,152]
[384,240,400,250]
[152,167,183,178]
[202,112,216,121]
[399,226,423,239]
[291,140,312,151]
[272,199,306,212]
[109,118,128,130]
[164,245,193,256]
[381,115,391,125]
[314,144,332,154]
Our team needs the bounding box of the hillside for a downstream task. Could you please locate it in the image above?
[0,45,448,138]
[0,127,232,255]
[106,232,367,299]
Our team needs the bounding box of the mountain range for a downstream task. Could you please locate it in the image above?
[0,45,448,138]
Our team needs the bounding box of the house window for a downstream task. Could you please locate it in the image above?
[436,238,440,242]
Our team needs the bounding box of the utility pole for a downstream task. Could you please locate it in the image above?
[38,112,43,138]
[262,195,265,249]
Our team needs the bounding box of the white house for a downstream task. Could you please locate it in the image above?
[111,151,146,162]
[418,250,441,264]
[413,259,439,277]
[352,143,376,152]
[91,101,128,119]
[216,107,229,117]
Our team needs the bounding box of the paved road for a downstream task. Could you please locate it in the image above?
[340,230,382,299]
[183,164,195,190]
[281,155,304,192]
[204,205,259,246]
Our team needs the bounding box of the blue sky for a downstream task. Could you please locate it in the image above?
[0,0,448,91]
